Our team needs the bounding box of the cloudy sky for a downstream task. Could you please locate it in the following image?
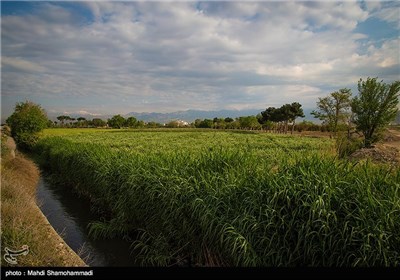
[1,1,399,119]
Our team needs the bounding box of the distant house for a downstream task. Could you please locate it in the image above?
[176,120,189,126]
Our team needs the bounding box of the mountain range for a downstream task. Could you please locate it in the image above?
[48,108,317,124]
[126,108,316,123]
[126,109,262,123]
[47,108,400,125]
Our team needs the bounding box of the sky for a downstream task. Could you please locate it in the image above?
[1,1,399,120]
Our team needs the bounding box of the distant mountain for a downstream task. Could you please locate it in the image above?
[126,109,263,123]
[127,108,316,124]
[47,112,113,121]
[47,108,317,124]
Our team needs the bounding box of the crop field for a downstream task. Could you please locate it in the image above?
[34,128,400,266]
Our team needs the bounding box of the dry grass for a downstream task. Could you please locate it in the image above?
[1,152,85,267]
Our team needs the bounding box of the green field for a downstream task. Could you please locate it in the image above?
[34,128,400,266]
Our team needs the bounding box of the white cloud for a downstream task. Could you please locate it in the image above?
[2,56,47,72]
[1,1,399,118]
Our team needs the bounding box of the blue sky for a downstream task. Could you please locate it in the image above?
[1,1,399,119]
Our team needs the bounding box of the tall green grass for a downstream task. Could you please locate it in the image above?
[34,130,400,266]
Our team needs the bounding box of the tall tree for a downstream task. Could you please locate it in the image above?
[76,117,87,127]
[311,88,352,135]
[279,104,292,133]
[57,115,69,126]
[288,102,305,134]
[259,107,284,132]
[351,77,400,147]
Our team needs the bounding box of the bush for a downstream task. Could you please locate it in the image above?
[14,132,40,151]
[6,101,48,151]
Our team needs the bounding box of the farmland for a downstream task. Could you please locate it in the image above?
[34,128,400,266]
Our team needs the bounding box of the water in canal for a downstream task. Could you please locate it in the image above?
[36,176,139,266]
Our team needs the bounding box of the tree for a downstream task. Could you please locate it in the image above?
[6,101,48,150]
[146,121,162,128]
[108,115,126,128]
[125,116,138,128]
[259,104,303,133]
[91,118,106,127]
[213,118,226,129]
[193,119,202,128]
[279,104,293,133]
[288,102,305,134]
[198,119,213,128]
[311,88,352,135]
[351,77,400,147]
[259,107,277,123]
[238,116,261,130]
[75,117,88,127]
[57,115,69,126]
[259,107,278,132]
[136,120,145,128]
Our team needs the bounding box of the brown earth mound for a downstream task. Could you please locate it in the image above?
[349,145,399,165]
[383,129,400,142]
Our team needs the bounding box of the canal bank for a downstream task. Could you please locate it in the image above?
[1,137,86,267]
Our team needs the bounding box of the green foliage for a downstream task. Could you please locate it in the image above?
[146,121,163,128]
[34,130,399,266]
[259,102,304,133]
[237,116,261,130]
[56,115,72,126]
[107,114,126,128]
[1,133,9,158]
[6,101,48,150]
[196,119,213,128]
[311,89,352,135]
[335,133,363,158]
[91,118,107,127]
[352,77,400,147]
[14,132,40,151]
[295,120,320,132]
[124,116,138,128]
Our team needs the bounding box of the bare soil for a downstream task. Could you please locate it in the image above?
[349,129,400,166]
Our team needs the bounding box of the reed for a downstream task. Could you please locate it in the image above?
[34,129,400,266]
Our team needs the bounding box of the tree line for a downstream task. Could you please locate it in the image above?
[5,77,400,150]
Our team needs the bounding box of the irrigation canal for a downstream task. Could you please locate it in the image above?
[36,176,138,266]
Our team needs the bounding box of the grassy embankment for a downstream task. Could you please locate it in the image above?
[34,128,400,266]
[1,133,85,267]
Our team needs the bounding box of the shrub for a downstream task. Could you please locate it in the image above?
[6,101,48,150]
